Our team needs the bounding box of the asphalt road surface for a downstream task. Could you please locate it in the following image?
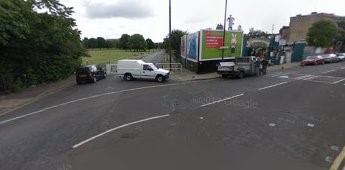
[0,62,345,170]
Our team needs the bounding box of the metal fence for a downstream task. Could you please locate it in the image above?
[105,64,117,75]
[155,63,183,73]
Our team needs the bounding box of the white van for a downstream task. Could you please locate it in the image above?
[116,60,170,82]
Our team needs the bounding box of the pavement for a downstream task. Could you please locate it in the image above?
[0,53,345,170]
[0,76,75,116]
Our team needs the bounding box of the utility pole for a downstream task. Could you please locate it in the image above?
[169,0,172,71]
[221,0,228,61]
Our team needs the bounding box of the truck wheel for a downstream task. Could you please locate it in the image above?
[124,74,133,81]
[239,72,244,79]
[156,75,165,82]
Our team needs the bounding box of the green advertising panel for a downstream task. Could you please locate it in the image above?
[200,30,243,61]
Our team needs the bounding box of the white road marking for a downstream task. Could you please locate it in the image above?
[200,94,244,107]
[279,75,289,79]
[322,70,336,74]
[258,82,288,91]
[332,78,345,84]
[269,123,276,127]
[303,75,319,80]
[307,123,315,128]
[295,75,313,80]
[72,114,170,149]
[270,73,284,77]
[340,67,345,70]
[0,83,180,126]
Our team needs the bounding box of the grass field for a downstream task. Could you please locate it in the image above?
[82,49,156,65]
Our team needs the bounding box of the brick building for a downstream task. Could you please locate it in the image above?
[281,12,345,43]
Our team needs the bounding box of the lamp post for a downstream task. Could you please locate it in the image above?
[169,0,172,71]
[221,0,228,61]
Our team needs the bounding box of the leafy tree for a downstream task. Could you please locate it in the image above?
[96,37,106,49]
[146,38,155,50]
[87,38,98,48]
[119,34,130,50]
[163,30,188,57]
[307,20,338,48]
[246,28,268,38]
[336,21,345,52]
[0,0,86,92]
[82,37,89,48]
[129,34,147,51]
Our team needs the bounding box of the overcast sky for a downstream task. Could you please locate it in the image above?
[60,0,345,42]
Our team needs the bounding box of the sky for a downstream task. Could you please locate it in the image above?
[60,0,345,42]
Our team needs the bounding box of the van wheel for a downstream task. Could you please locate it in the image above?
[124,74,133,81]
[156,75,164,82]
[239,72,244,79]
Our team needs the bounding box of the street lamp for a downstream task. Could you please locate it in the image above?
[221,0,228,61]
[169,0,172,71]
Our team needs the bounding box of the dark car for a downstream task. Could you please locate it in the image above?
[301,55,325,66]
[76,65,107,84]
[323,54,339,63]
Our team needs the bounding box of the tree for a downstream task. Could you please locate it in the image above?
[0,0,86,92]
[129,34,147,51]
[146,38,155,50]
[246,28,268,38]
[82,37,89,48]
[163,30,188,57]
[87,38,98,48]
[307,20,338,48]
[96,37,106,49]
[336,21,345,52]
[119,34,130,50]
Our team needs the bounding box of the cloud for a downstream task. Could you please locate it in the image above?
[84,0,154,19]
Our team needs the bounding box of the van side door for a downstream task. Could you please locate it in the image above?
[141,64,156,79]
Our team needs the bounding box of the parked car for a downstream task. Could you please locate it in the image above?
[116,60,170,82]
[301,56,325,66]
[323,54,339,63]
[76,65,107,84]
[336,53,345,62]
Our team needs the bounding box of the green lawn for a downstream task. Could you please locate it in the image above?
[82,49,156,65]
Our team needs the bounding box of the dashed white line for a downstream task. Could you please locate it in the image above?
[200,94,244,107]
[0,83,180,126]
[332,78,345,84]
[72,114,170,149]
[258,82,288,91]
[322,70,336,74]
[295,75,313,80]
[303,75,319,80]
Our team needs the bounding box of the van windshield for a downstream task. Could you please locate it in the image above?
[149,64,158,70]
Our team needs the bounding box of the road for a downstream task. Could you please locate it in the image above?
[0,62,345,170]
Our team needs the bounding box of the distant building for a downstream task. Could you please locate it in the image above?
[279,26,290,41]
[287,12,345,43]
